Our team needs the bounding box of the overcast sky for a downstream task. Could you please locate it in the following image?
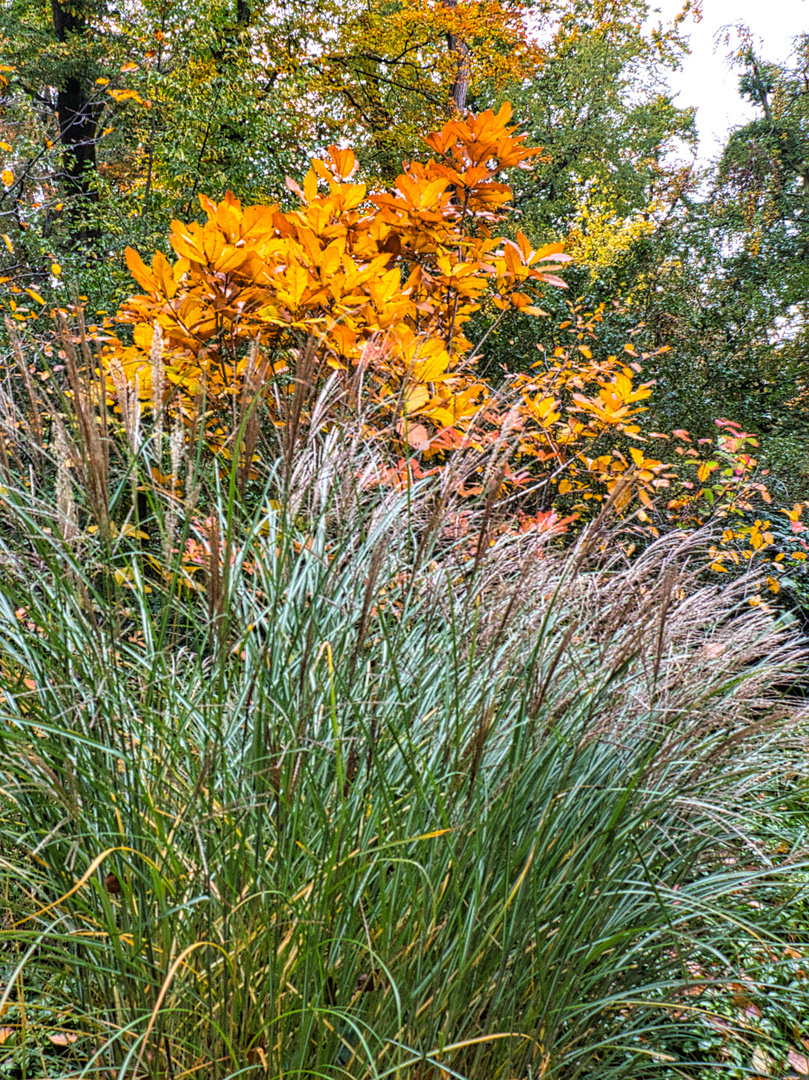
[657,0,807,160]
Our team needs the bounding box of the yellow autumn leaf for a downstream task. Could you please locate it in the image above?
[403,385,430,413]
[119,523,150,540]
[697,461,717,483]
[278,262,310,310]
[1,169,13,186]
[535,396,557,419]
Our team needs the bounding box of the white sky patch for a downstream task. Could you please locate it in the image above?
[655,0,808,161]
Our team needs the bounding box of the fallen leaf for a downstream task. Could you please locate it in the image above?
[395,420,430,450]
[751,1045,773,1075]
[405,424,430,450]
[49,1032,78,1046]
[789,1049,809,1075]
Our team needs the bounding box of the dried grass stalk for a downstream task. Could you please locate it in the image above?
[53,416,78,541]
[150,321,165,450]
[59,314,109,534]
[5,318,43,449]
[164,421,184,567]
[108,356,142,456]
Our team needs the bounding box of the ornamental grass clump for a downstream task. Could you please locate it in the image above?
[0,329,806,1079]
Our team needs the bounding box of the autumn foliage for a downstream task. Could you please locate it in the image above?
[100,95,806,593]
[103,104,676,514]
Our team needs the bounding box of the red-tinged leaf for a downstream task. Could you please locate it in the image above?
[429,427,469,451]
[285,175,304,200]
[401,422,430,450]
[520,509,578,535]
[537,254,574,267]
[539,273,567,288]
[790,1050,809,1075]
[49,1032,79,1046]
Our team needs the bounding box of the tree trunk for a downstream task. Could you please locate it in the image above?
[443,0,470,112]
[51,0,99,234]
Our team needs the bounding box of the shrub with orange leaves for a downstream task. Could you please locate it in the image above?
[102,103,668,514]
[502,349,675,511]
